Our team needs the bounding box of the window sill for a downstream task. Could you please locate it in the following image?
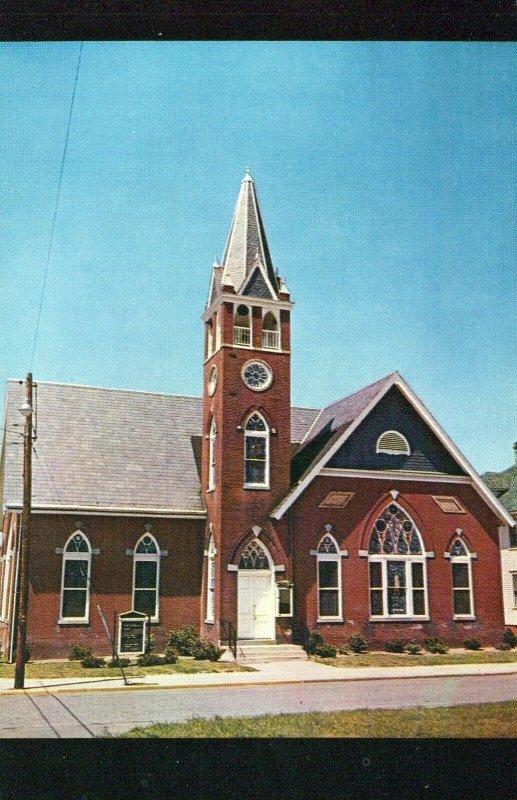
[206,488,215,494]
[276,614,293,618]
[58,619,90,626]
[204,619,215,625]
[317,617,344,623]
[453,615,476,621]
[369,616,431,623]
[243,484,270,491]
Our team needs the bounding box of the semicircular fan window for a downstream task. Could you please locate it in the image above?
[376,430,410,456]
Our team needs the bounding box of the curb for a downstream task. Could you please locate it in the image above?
[1,666,517,698]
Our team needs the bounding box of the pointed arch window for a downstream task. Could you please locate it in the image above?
[234,304,251,347]
[450,537,474,618]
[208,418,217,490]
[317,534,342,620]
[206,535,216,622]
[238,539,271,570]
[0,524,15,622]
[262,311,280,350]
[206,319,214,358]
[244,412,269,488]
[368,504,428,619]
[133,534,160,620]
[60,532,92,623]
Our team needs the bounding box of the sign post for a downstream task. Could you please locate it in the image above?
[118,611,147,657]
[97,605,129,686]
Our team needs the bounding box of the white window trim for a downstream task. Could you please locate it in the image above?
[316,535,343,622]
[511,572,517,609]
[243,412,270,489]
[376,430,411,456]
[262,309,281,351]
[233,303,252,347]
[369,555,429,621]
[0,525,15,622]
[367,504,429,621]
[450,540,475,620]
[59,531,92,625]
[208,418,217,491]
[276,584,293,617]
[205,535,216,623]
[132,533,161,623]
[206,320,214,358]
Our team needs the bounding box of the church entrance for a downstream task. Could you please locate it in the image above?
[237,539,275,640]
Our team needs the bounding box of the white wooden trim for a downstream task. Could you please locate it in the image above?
[319,468,471,483]
[6,504,207,519]
[274,564,286,573]
[227,564,238,572]
[239,259,278,300]
[132,534,160,623]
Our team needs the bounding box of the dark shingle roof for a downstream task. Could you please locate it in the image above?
[292,372,398,482]
[2,381,318,514]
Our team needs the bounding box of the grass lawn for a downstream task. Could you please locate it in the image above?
[0,658,252,680]
[313,650,517,668]
[121,701,517,738]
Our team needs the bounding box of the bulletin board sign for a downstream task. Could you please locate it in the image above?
[118,610,147,656]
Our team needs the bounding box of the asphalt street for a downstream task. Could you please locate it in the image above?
[1,672,517,737]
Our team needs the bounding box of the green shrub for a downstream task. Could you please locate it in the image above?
[108,657,131,668]
[502,629,517,649]
[164,646,179,664]
[167,626,202,656]
[69,645,93,661]
[314,643,337,658]
[304,633,324,655]
[424,636,449,654]
[337,643,349,655]
[406,642,422,655]
[137,653,166,667]
[496,642,512,651]
[384,639,406,654]
[193,640,224,661]
[463,637,482,651]
[81,656,106,668]
[347,634,368,654]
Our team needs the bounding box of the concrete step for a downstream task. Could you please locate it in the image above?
[235,643,308,664]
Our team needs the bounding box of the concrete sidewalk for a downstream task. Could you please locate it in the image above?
[2,659,517,695]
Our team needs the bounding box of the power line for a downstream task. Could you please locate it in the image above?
[30,41,84,370]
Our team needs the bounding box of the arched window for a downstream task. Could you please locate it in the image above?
[317,534,342,620]
[234,304,251,346]
[368,504,427,618]
[450,537,474,618]
[376,431,411,456]
[133,534,160,620]
[206,535,216,622]
[60,532,92,622]
[0,524,15,621]
[238,539,271,570]
[206,320,214,358]
[262,311,280,350]
[208,418,217,490]
[244,412,269,487]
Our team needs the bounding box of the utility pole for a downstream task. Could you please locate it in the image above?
[14,373,33,690]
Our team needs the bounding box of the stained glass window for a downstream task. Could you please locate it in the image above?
[368,505,427,618]
[450,539,473,617]
[317,534,341,619]
[239,539,270,570]
[244,413,269,486]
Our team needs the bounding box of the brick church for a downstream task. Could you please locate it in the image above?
[1,171,514,660]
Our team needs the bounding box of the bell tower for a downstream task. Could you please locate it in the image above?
[201,170,293,641]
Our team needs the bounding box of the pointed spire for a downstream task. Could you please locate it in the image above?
[220,171,279,296]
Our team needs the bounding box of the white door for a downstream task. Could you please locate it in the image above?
[238,572,275,640]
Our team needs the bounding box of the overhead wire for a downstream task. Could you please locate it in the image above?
[30,41,84,370]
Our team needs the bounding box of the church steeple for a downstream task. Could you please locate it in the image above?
[220,170,280,298]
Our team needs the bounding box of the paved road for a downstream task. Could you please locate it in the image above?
[2,673,517,737]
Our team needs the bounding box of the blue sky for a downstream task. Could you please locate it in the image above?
[0,42,515,472]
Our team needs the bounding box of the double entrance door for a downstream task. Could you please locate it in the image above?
[237,572,275,640]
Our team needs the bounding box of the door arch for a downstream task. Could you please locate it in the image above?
[237,539,275,640]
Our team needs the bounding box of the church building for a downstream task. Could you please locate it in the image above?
[1,171,514,660]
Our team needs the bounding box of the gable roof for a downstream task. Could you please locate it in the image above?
[273,372,515,527]
[2,381,318,516]
[220,171,279,296]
